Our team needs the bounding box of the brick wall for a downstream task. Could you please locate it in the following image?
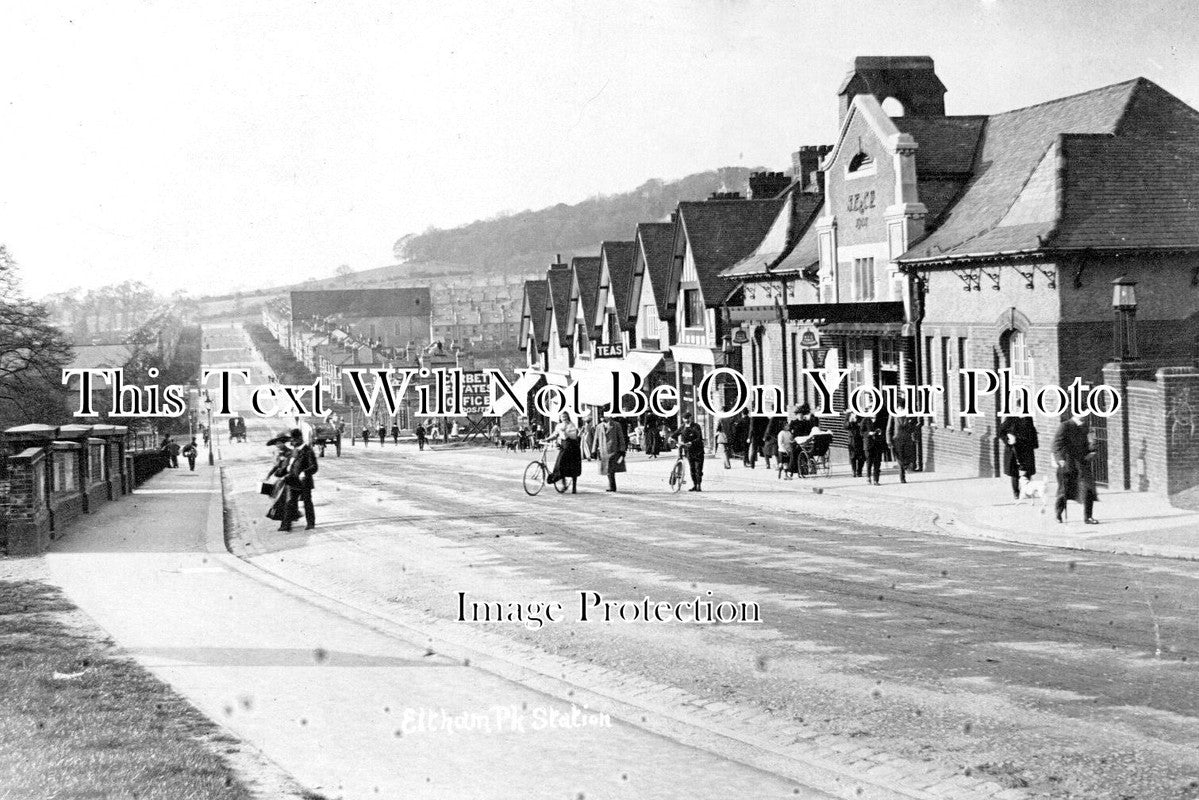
[1103,363,1199,502]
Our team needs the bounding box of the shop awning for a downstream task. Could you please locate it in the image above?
[669,344,717,367]
[488,370,545,417]
[570,351,665,407]
[727,301,905,325]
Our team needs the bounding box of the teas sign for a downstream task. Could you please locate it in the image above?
[798,325,821,348]
[595,343,625,359]
[461,371,492,413]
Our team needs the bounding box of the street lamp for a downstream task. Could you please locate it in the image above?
[1111,276,1138,360]
[204,397,215,465]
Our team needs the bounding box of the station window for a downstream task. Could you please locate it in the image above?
[853,258,876,301]
[683,289,704,329]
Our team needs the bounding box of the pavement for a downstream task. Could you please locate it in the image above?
[678,455,1199,562]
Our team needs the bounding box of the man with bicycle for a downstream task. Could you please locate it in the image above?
[672,412,706,492]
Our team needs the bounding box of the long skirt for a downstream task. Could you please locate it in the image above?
[554,438,583,479]
[266,485,301,523]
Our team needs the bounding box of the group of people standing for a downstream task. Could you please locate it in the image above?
[843,404,919,485]
[545,410,630,493]
[544,410,707,493]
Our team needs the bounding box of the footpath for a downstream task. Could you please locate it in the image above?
[696,455,1199,561]
[40,461,833,800]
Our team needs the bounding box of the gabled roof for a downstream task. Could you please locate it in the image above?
[635,222,675,318]
[677,198,784,304]
[901,78,1199,262]
[599,240,636,328]
[570,256,603,328]
[892,116,985,174]
[722,189,824,280]
[546,266,573,348]
[522,279,548,347]
[1053,134,1199,250]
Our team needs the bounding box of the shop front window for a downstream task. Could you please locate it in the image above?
[847,339,866,392]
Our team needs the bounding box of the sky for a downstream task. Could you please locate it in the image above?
[2,0,1197,299]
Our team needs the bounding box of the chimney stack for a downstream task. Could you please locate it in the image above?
[707,191,744,201]
[791,145,833,194]
[748,172,791,200]
[837,55,947,123]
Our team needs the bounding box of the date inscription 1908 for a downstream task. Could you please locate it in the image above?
[847,190,876,229]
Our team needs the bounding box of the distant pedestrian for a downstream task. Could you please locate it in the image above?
[490,422,502,448]
[1053,413,1097,524]
[182,439,198,471]
[644,418,661,458]
[391,423,400,445]
[200,425,210,447]
[717,411,737,469]
[163,437,180,468]
[415,423,427,451]
[377,424,387,445]
[776,425,794,480]
[264,438,299,530]
[361,426,371,446]
[886,400,920,484]
[863,416,886,485]
[598,411,628,492]
[999,414,1039,500]
[672,412,705,492]
[747,414,767,469]
[846,413,866,478]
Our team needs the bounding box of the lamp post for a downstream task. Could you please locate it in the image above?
[204,397,214,466]
[1111,276,1138,491]
[1111,276,1138,361]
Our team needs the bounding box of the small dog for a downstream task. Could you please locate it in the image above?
[504,440,518,452]
[1017,474,1049,513]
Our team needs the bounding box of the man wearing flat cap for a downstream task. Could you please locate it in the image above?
[284,427,318,531]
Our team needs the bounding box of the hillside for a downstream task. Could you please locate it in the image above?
[195,165,762,318]
[394,166,761,275]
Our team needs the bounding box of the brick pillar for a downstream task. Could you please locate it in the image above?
[1159,367,1199,497]
[1102,362,1132,492]
[3,447,51,555]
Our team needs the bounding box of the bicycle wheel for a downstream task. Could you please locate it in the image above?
[553,474,569,494]
[523,461,546,496]
[669,460,684,493]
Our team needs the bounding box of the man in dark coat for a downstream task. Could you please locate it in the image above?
[377,423,387,446]
[863,416,886,485]
[598,411,628,492]
[1053,414,1097,524]
[999,414,1039,500]
[673,412,706,491]
[415,423,427,451]
[391,423,400,444]
[283,428,318,531]
[361,426,371,446]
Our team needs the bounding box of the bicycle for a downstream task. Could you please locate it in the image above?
[668,444,687,493]
[523,444,569,496]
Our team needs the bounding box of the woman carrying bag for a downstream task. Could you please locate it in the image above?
[263,438,300,530]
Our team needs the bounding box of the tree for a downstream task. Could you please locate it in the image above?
[0,246,74,428]
[336,264,354,285]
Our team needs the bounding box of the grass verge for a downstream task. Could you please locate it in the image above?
[0,578,255,800]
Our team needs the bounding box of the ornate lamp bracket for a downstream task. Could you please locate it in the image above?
[1037,265,1057,289]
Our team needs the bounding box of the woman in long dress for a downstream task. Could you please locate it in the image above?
[264,440,300,530]
[549,412,583,494]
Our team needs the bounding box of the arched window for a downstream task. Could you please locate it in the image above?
[848,151,874,172]
[1010,331,1034,383]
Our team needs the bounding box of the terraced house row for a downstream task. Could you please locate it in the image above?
[518,56,1199,501]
